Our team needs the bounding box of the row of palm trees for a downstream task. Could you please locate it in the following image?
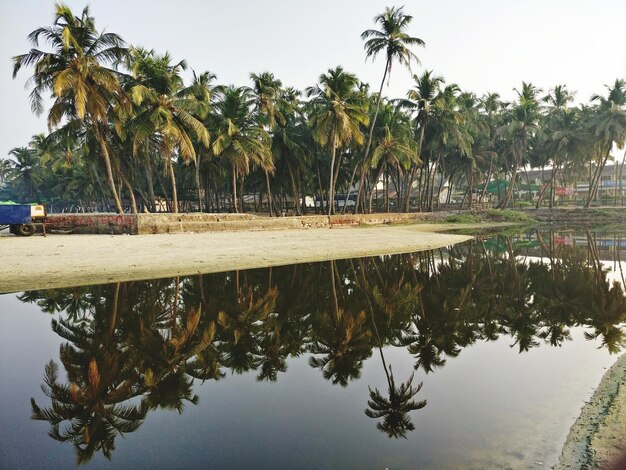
[22,230,626,461]
[4,4,626,214]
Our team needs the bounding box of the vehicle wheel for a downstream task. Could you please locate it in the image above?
[17,223,35,237]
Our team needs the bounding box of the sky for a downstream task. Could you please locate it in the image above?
[1,0,625,159]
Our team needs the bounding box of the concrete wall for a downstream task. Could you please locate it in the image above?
[46,212,443,235]
[46,214,138,234]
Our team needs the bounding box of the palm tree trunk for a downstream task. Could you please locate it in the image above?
[145,163,156,212]
[94,125,123,214]
[342,162,360,215]
[328,131,338,216]
[617,150,626,207]
[232,164,239,213]
[124,179,138,214]
[286,159,300,215]
[195,156,203,212]
[586,150,611,208]
[368,165,384,213]
[168,156,179,213]
[264,169,273,216]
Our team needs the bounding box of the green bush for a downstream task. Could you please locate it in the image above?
[485,209,533,223]
[445,214,480,224]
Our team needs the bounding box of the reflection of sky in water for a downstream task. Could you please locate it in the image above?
[0,297,615,469]
[0,234,624,469]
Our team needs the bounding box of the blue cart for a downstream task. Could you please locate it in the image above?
[0,204,46,236]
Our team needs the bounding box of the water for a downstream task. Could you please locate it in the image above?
[1,229,625,469]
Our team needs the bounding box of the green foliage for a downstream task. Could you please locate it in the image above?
[486,209,534,223]
[445,214,480,224]
[7,3,626,216]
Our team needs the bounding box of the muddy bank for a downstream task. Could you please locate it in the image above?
[556,352,626,469]
[0,223,473,294]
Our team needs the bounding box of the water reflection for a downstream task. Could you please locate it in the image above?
[18,230,626,463]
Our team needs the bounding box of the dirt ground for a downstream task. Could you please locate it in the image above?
[0,223,472,294]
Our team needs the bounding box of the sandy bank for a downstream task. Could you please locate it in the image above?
[0,223,472,294]
[556,352,626,469]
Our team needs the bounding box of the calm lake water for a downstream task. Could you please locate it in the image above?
[1,229,625,469]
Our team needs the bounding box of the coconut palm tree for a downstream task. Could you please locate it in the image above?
[307,67,369,215]
[12,4,130,213]
[6,146,41,202]
[126,48,209,213]
[211,86,273,213]
[585,80,626,207]
[496,82,542,208]
[358,7,424,213]
[250,72,284,215]
[188,70,218,212]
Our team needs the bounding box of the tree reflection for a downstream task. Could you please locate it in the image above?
[20,230,626,461]
[365,369,426,438]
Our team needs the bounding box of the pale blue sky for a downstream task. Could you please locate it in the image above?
[2,0,625,158]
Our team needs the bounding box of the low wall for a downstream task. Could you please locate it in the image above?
[46,214,138,234]
[45,211,450,235]
[136,213,332,234]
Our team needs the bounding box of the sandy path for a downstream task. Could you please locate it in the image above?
[0,224,472,293]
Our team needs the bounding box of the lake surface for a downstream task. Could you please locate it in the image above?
[1,229,625,469]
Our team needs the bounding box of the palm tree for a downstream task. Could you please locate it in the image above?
[399,71,444,210]
[126,49,210,213]
[6,146,41,202]
[496,82,542,208]
[585,80,626,207]
[251,72,284,215]
[211,86,273,213]
[188,70,218,212]
[365,101,418,212]
[12,4,130,213]
[359,7,424,213]
[307,67,369,215]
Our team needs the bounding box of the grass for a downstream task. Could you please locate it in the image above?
[445,214,481,224]
[485,209,534,223]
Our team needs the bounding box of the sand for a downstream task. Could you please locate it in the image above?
[0,223,472,294]
[556,352,626,469]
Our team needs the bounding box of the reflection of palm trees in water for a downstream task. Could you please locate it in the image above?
[21,231,626,459]
[350,258,427,438]
[29,281,220,464]
[309,261,372,386]
[30,283,146,464]
[365,368,426,438]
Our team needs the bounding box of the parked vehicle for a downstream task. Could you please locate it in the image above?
[0,204,46,236]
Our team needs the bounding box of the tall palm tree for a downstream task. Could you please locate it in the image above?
[496,82,542,208]
[307,67,369,215]
[359,7,424,213]
[188,70,218,212]
[397,71,444,211]
[585,80,626,207]
[12,4,130,213]
[211,86,273,213]
[251,72,284,215]
[6,146,41,202]
[126,49,210,213]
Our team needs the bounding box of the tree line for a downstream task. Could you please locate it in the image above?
[2,4,626,214]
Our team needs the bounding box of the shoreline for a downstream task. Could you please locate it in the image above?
[0,223,476,294]
[555,352,626,469]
